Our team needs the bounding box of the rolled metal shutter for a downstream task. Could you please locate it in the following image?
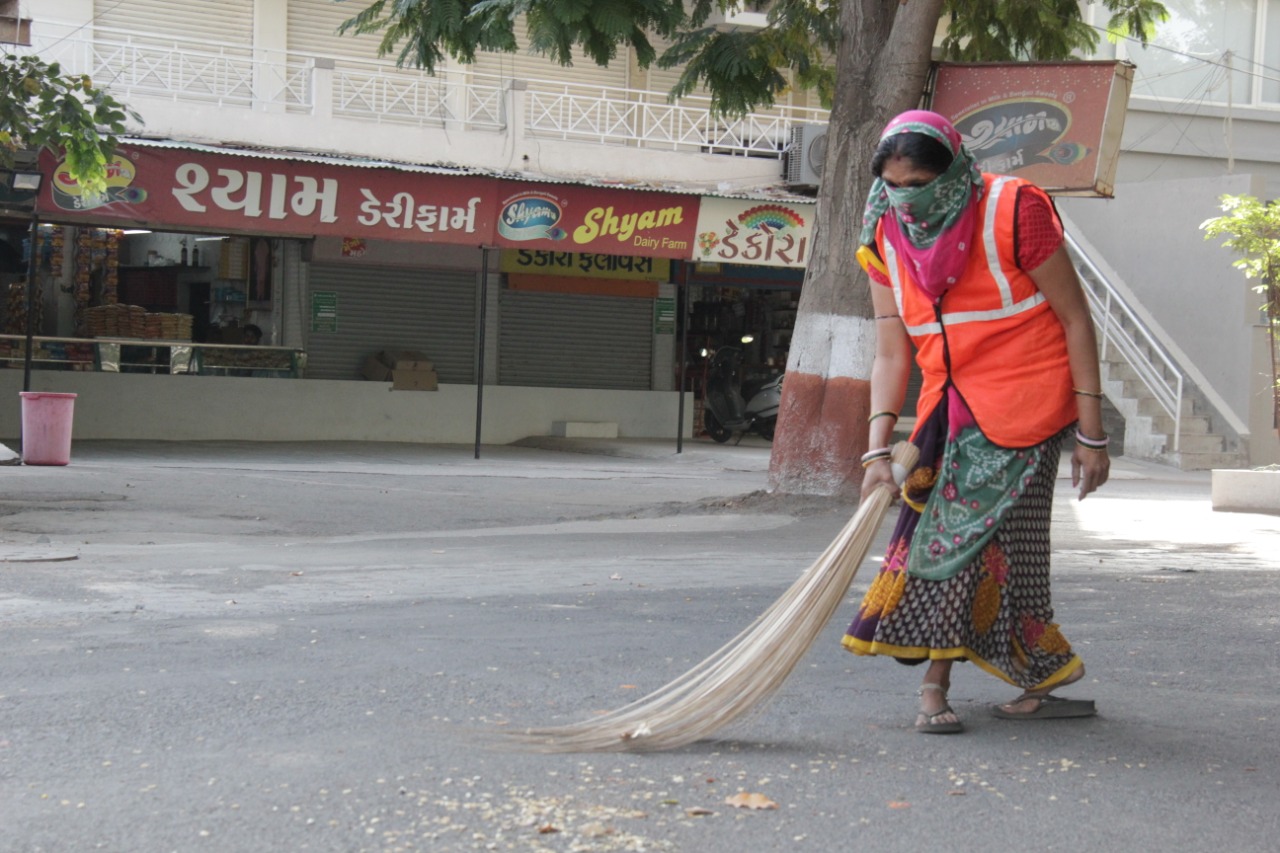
[95,0,253,48]
[498,290,652,389]
[471,17,628,89]
[280,240,305,348]
[287,0,396,61]
[304,264,476,382]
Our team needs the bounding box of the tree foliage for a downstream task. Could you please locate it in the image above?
[938,0,1167,62]
[0,52,141,195]
[1202,194,1280,420]
[1201,195,1280,304]
[339,0,1167,117]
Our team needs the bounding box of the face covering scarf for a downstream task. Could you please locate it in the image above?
[859,110,985,298]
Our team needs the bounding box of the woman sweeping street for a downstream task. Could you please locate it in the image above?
[844,110,1111,734]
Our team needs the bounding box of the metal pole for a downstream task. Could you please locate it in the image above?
[676,263,689,454]
[22,211,38,393]
[474,246,490,460]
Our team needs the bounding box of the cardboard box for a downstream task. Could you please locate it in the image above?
[377,350,433,371]
[361,354,394,382]
[392,369,438,391]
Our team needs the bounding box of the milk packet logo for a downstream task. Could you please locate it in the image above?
[498,192,568,242]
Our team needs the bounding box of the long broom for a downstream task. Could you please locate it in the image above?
[498,441,919,753]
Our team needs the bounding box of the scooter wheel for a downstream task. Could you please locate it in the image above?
[703,410,733,443]
[756,419,775,441]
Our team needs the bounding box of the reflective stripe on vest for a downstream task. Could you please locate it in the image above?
[883,176,1045,337]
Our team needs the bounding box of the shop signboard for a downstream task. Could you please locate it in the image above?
[36,145,498,244]
[499,250,670,280]
[692,198,815,268]
[929,61,1134,197]
[493,181,699,259]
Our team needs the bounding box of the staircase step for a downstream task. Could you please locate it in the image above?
[1105,361,1140,381]
[1150,414,1211,435]
[1171,432,1229,454]
[1164,449,1249,471]
[1136,396,1191,417]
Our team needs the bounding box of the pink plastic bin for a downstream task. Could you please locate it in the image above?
[19,392,78,466]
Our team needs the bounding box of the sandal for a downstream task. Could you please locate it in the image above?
[991,693,1096,720]
[992,666,1095,720]
[916,683,964,734]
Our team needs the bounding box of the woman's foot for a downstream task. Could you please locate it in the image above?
[916,683,964,734]
[994,665,1095,719]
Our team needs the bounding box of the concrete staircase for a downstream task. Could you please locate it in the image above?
[1063,221,1249,471]
[1099,348,1246,470]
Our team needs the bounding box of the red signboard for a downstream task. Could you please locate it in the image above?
[492,180,700,259]
[930,61,1134,197]
[37,144,497,244]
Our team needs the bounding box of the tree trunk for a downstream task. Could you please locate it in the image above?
[768,0,944,497]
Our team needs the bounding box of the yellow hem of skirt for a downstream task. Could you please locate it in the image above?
[842,635,1083,691]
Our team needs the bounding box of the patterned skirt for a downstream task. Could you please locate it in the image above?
[842,399,1082,691]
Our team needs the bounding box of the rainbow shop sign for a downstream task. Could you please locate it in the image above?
[692,198,815,269]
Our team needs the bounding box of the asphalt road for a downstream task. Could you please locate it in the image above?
[2,439,1278,853]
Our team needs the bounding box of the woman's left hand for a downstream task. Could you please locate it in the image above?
[1071,446,1110,500]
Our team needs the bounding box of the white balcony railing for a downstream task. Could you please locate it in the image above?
[26,21,829,158]
[33,23,312,109]
[327,59,506,129]
[523,85,814,155]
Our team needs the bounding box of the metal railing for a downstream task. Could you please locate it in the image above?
[28,22,828,157]
[33,24,312,109]
[0,334,304,378]
[523,84,821,155]
[1064,231,1185,452]
[328,60,506,129]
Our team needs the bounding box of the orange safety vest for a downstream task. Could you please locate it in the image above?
[878,174,1076,448]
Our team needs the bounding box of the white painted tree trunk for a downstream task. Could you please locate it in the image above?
[769,0,944,496]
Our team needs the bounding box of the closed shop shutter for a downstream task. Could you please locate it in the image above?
[287,0,393,62]
[280,240,305,348]
[95,0,253,48]
[471,17,628,89]
[499,290,652,389]
[304,264,476,382]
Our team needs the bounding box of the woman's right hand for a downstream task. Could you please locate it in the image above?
[861,458,898,498]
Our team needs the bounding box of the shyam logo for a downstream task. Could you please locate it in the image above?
[498,192,567,242]
[955,99,1088,174]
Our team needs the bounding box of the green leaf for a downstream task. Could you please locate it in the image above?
[0,51,139,192]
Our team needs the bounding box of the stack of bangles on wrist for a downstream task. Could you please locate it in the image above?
[860,447,892,468]
[1075,429,1110,452]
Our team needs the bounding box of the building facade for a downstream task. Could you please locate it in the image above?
[1,0,821,445]
[3,0,1277,466]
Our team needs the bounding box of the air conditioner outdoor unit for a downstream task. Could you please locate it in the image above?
[785,124,828,188]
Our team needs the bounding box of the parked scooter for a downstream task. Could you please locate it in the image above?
[701,346,783,443]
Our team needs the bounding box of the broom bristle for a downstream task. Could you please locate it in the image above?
[493,441,919,753]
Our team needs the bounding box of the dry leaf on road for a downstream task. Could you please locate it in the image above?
[724,793,778,810]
